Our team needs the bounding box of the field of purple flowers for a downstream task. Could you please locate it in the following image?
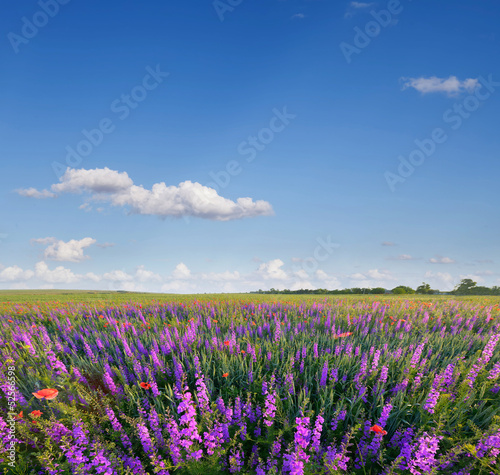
[1,296,500,474]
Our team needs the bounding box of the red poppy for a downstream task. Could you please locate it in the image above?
[32,388,58,400]
[30,410,42,418]
[140,382,151,389]
[224,341,230,346]
[370,424,387,435]
[15,411,23,420]
[222,373,229,378]
[241,350,245,354]
[8,319,13,323]
[337,332,352,338]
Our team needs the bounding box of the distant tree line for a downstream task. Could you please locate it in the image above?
[251,279,500,296]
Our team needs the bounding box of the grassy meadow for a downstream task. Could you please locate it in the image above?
[1,292,499,474]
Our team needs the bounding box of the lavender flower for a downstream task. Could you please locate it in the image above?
[408,433,442,475]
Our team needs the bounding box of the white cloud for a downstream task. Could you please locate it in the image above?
[315,270,341,289]
[172,263,191,280]
[96,242,115,248]
[161,280,197,293]
[35,261,79,284]
[293,269,309,280]
[84,272,101,283]
[135,265,161,282]
[401,76,479,96]
[475,270,494,276]
[344,1,374,17]
[33,237,96,262]
[0,265,34,282]
[387,254,415,261]
[22,167,274,221]
[459,274,485,284]
[348,269,395,288]
[16,188,56,199]
[429,255,455,264]
[290,280,313,291]
[52,167,134,194]
[291,13,305,19]
[424,271,455,290]
[366,269,395,280]
[381,241,396,246]
[257,259,287,280]
[199,270,240,282]
[102,270,133,282]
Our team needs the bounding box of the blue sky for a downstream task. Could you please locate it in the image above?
[0,0,499,292]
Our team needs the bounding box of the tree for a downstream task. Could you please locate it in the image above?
[416,282,434,294]
[370,287,386,294]
[392,285,415,294]
[453,279,477,295]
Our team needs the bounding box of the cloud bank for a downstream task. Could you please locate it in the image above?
[17,167,274,221]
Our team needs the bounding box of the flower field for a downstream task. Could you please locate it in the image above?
[1,295,500,474]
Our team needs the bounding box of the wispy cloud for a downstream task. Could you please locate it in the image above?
[429,255,455,264]
[386,254,416,261]
[345,1,374,17]
[96,242,115,249]
[381,241,396,247]
[16,188,56,199]
[291,13,305,20]
[17,167,274,222]
[401,76,479,96]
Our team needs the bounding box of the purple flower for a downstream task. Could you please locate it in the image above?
[488,361,500,380]
[263,378,277,427]
[331,409,347,431]
[408,433,442,475]
[423,387,440,414]
[137,421,155,454]
[311,412,324,453]
[105,407,132,449]
[320,361,328,387]
[475,429,500,459]
[410,342,426,368]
